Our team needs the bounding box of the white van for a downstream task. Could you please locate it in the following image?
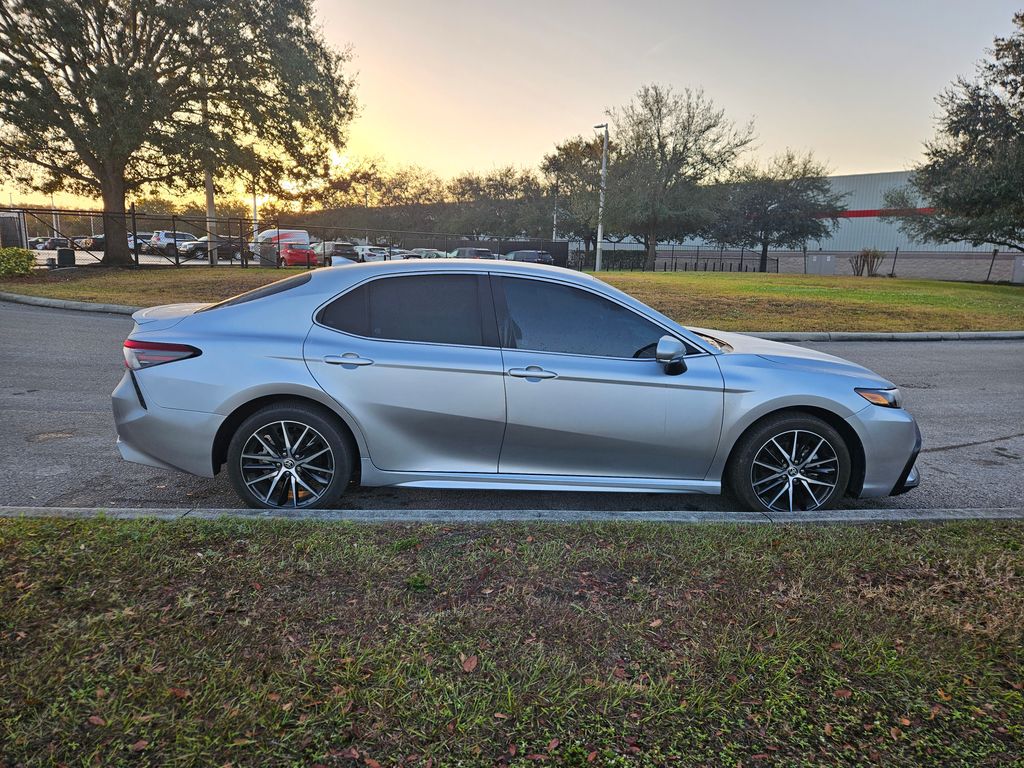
[251,229,310,261]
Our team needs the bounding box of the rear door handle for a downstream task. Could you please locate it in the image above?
[323,353,374,366]
[508,366,557,379]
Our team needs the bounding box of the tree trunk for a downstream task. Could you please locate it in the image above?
[645,231,657,271]
[758,242,770,273]
[99,172,132,266]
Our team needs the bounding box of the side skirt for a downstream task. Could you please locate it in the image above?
[359,459,721,494]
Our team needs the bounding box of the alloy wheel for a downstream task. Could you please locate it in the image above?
[239,420,335,508]
[750,429,839,512]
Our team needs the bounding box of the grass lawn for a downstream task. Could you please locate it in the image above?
[2,266,1023,331]
[1,517,1021,766]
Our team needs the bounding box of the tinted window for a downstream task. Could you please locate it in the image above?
[321,274,490,347]
[496,277,669,358]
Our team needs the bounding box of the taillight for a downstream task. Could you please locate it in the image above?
[123,339,201,370]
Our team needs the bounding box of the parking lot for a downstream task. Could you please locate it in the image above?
[2,298,1022,513]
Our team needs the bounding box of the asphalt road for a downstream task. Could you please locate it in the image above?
[2,299,1022,511]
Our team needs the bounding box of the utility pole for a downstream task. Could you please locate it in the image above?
[594,123,609,271]
[551,177,558,240]
[201,62,217,265]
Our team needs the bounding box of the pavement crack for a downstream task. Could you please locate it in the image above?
[921,432,1024,454]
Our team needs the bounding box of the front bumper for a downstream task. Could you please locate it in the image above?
[846,405,922,498]
[890,421,922,495]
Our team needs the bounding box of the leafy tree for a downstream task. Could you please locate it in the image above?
[541,135,607,256]
[0,0,354,265]
[443,167,547,238]
[607,84,754,268]
[706,151,848,271]
[883,12,1024,252]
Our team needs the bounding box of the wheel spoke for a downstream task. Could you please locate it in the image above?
[262,471,284,503]
[754,459,785,473]
[292,426,311,456]
[753,472,786,488]
[791,431,799,463]
[803,457,838,470]
[768,482,790,509]
[280,422,292,454]
[801,476,836,489]
[289,474,298,507]
[245,469,278,487]
[298,447,331,465]
[254,434,280,458]
[799,478,821,508]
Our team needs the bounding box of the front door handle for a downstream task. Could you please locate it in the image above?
[323,353,374,366]
[508,366,557,379]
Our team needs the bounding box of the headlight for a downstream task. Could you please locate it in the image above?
[855,387,902,408]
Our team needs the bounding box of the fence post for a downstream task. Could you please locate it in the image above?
[130,203,139,266]
[889,246,899,277]
[986,248,999,282]
[172,214,179,266]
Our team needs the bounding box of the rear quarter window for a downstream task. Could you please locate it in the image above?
[198,272,312,312]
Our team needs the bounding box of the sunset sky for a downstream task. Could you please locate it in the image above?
[4,0,1020,207]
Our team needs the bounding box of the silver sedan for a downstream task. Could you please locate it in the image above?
[112,261,921,511]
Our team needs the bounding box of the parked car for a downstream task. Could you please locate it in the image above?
[128,232,154,253]
[28,237,48,250]
[179,235,248,261]
[504,249,554,265]
[278,243,317,267]
[312,241,359,263]
[39,237,70,250]
[150,231,198,256]
[408,248,447,259]
[449,247,498,259]
[353,245,392,262]
[112,261,921,511]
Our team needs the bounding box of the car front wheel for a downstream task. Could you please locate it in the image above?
[226,403,353,509]
[727,413,850,514]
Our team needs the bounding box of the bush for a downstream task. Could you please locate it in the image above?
[849,248,886,276]
[0,247,36,277]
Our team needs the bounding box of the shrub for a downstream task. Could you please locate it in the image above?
[849,248,886,276]
[0,247,36,278]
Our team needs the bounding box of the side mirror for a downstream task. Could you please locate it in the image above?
[655,335,687,375]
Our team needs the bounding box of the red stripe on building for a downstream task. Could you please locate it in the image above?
[827,207,935,219]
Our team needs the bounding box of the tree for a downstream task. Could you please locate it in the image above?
[706,151,848,272]
[541,136,606,256]
[0,0,354,265]
[442,167,547,238]
[883,12,1024,252]
[608,84,754,269]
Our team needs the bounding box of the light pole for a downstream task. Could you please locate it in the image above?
[594,123,609,271]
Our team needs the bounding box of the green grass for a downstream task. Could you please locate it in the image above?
[1,266,1022,331]
[2,517,1021,765]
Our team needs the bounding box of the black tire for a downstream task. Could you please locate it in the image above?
[226,402,354,509]
[726,412,851,513]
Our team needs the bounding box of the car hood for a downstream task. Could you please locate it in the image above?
[688,327,894,387]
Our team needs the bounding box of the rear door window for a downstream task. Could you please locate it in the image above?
[320,274,496,347]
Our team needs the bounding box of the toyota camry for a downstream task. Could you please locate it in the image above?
[112,261,921,512]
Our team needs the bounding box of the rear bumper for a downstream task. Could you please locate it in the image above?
[112,371,223,478]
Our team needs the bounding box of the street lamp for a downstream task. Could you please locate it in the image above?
[594,123,609,271]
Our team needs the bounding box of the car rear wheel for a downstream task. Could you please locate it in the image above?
[726,413,850,514]
[226,403,353,509]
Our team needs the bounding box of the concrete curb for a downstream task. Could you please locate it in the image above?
[0,291,136,315]
[2,506,1023,525]
[2,293,1023,341]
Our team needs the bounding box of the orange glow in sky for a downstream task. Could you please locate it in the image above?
[3,0,1021,207]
